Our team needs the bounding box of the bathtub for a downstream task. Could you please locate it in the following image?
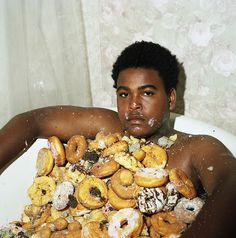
[0,112,235,226]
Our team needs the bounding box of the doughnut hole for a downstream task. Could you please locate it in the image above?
[120,169,134,186]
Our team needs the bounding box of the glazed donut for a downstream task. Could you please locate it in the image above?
[75,176,108,209]
[168,168,197,199]
[91,158,120,178]
[163,182,179,212]
[81,221,109,238]
[66,135,87,164]
[36,148,54,176]
[48,136,66,166]
[114,152,144,172]
[102,140,128,157]
[137,187,166,214]
[134,168,168,188]
[108,208,143,238]
[151,211,187,237]
[111,169,140,199]
[174,197,205,224]
[52,181,74,210]
[108,184,136,210]
[28,176,56,206]
[141,144,167,168]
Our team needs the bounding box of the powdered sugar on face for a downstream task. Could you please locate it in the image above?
[148,118,157,127]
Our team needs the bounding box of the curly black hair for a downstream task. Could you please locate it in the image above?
[111,41,180,93]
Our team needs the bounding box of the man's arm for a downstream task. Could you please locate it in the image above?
[182,136,236,238]
[0,106,122,170]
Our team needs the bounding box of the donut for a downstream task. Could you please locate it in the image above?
[88,131,120,151]
[108,184,136,210]
[132,148,146,162]
[163,182,179,212]
[81,221,109,238]
[134,168,168,188]
[22,205,51,230]
[75,176,108,209]
[174,197,205,224]
[28,176,56,206]
[151,211,187,237]
[102,140,128,157]
[76,151,100,174]
[111,169,140,199]
[49,165,66,183]
[36,148,54,176]
[64,163,86,185]
[108,208,143,238]
[168,168,197,199]
[52,181,74,210]
[53,217,68,231]
[48,136,66,166]
[137,187,166,214]
[66,135,87,164]
[91,158,120,178]
[114,152,144,172]
[141,144,167,168]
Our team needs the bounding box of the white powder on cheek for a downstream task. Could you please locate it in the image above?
[125,112,129,120]
[148,118,157,127]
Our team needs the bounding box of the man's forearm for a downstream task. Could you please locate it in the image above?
[0,113,38,170]
[181,174,236,238]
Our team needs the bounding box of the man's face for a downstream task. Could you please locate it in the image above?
[116,67,172,138]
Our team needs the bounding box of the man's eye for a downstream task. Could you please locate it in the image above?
[118,92,128,98]
[143,91,154,96]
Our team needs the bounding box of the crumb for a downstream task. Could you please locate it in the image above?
[207,166,214,171]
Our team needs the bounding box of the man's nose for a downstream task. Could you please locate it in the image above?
[129,96,142,111]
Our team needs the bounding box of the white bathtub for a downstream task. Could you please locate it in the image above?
[0,113,235,226]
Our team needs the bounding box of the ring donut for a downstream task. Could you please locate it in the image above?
[111,169,140,199]
[75,176,108,209]
[134,168,168,188]
[151,211,187,237]
[108,208,143,238]
[108,184,136,210]
[174,197,205,224]
[28,176,56,206]
[52,181,74,210]
[137,187,166,214]
[66,135,87,164]
[168,168,197,199]
[91,158,120,178]
[141,144,167,168]
[48,136,66,166]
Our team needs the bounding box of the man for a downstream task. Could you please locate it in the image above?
[0,41,236,237]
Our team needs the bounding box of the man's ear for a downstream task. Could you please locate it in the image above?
[168,88,177,111]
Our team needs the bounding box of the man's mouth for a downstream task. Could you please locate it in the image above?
[126,114,145,125]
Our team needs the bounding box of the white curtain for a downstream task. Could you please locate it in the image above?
[0,0,92,128]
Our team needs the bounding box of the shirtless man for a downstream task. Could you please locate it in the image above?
[0,41,235,237]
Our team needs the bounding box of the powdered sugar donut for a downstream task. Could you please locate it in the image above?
[174,197,205,224]
[52,181,74,210]
[137,187,166,214]
[163,182,179,211]
[134,167,168,187]
[108,208,143,238]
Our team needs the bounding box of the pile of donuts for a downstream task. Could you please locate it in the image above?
[1,132,205,238]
